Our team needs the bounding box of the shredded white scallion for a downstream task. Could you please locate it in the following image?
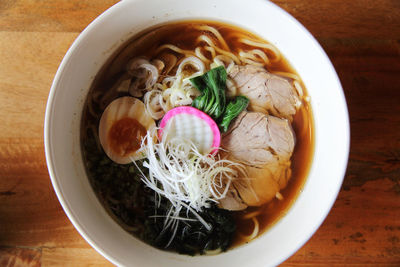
[131,129,246,236]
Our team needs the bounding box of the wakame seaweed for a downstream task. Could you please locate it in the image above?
[82,131,148,230]
[82,129,236,255]
[142,198,236,255]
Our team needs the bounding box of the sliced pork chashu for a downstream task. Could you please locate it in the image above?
[229,65,301,120]
[220,111,295,208]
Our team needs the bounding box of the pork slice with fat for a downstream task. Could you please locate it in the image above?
[219,111,295,208]
[229,65,300,120]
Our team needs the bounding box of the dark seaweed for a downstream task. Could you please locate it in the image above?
[82,128,236,255]
[142,197,236,255]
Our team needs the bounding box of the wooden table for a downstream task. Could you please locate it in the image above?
[0,1,399,266]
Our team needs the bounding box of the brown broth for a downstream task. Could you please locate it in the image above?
[85,20,314,249]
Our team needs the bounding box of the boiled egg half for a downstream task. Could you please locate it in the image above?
[99,96,155,164]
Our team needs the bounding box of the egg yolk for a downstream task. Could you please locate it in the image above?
[108,117,147,156]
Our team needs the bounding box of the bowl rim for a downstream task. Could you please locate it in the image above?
[44,0,350,266]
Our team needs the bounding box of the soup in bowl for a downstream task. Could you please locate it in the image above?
[44,0,349,266]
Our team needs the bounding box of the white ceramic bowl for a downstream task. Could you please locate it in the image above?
[44,0,350,266]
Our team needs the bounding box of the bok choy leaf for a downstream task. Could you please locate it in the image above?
[190,66,249,132]
[220,96,249,132]
[191,66,226,119]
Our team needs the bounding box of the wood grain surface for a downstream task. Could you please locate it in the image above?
[0,0,399,266]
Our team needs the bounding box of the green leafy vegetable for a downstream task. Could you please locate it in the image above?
[220,96,249,132]
[191,66,227,119]
[191,66,249,132]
